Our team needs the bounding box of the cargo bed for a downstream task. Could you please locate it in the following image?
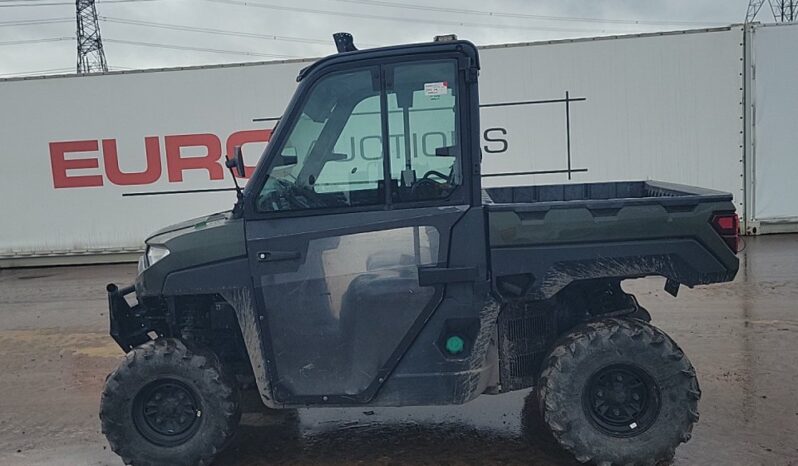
[484,180,731,207]
[484,180,739,299]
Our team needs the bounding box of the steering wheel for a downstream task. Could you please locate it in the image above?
[258,178,328,211]
[410,178,444,200]
[410,169,455,200]
[421,169,450,183]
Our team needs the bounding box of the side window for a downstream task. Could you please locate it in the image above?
[387,60,460,202]
[256,68,384,212]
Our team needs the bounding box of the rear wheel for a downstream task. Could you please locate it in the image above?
[536,318,700,465]
[100,338,241,466]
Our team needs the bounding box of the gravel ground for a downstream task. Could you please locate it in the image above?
[0,234,796,465]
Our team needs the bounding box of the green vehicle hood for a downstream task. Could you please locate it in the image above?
[137,211,247,296]
[146,211,232,243]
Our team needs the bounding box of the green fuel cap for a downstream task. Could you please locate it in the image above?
[445,335,465,355]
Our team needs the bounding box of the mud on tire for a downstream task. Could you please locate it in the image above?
[100,338,241,466]
[537,318,700,466]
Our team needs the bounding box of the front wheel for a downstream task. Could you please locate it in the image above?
[100,338,241,466]
[536,318,700,465]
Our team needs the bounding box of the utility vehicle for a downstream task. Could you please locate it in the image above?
[101,33,740,466]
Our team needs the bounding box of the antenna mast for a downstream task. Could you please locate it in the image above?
[76,0,108,73]
[747,0,798,22]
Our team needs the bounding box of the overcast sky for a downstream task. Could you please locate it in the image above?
[1,0,752,77]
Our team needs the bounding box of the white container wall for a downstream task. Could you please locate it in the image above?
[0,26,748,262]
[748,22,798,234]
[0,61,307,262]
[478,26,745,204]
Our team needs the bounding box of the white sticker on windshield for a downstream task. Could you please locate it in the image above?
[424,81,448,96]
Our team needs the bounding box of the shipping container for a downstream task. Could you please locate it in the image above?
[0,26,749,265]
[745,22,798,234]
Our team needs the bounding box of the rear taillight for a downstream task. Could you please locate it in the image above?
[711,213,740,253]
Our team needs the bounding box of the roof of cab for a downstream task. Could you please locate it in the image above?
[296,39,480,82]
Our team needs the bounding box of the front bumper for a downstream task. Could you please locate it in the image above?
[106,283,150,352]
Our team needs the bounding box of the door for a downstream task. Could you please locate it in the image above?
[244,58,483,404]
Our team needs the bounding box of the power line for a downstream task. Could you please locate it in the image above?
[1,65,136,77]
[0,36,73,45]
[99,16,380,47]
[329,0,726,27]
[0,0,159,7]
[0,67,75,77]
[0,17,72,26]
[0,1,71,6]
[202,0,625,34]
[0,15,374,51]
[103,37,300,58]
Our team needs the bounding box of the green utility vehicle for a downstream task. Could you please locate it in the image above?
[102,34,740,466]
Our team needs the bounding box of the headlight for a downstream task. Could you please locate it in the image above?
[146,245,170,267]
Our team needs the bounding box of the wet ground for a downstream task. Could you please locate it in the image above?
[0,234,797,465]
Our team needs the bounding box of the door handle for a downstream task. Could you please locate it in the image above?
[418,265,479,286]
[257,250,300,262]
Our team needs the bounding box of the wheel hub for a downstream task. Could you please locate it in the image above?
[133,379,202,446]
[583,364,660,437]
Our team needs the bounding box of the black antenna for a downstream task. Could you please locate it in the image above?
[225,147,245,203]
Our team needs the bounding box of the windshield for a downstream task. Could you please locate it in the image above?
[257,68,382,212]
[255,60,461,213]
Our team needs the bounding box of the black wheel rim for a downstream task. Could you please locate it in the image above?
[582,364,661,437]
[132,379,202,447]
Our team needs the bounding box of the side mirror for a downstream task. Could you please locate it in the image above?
[225,146,246,178]
[278,154,298,166]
